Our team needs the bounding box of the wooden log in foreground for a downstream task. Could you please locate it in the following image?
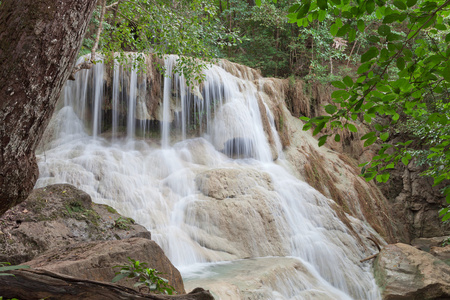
[0,269,214,300]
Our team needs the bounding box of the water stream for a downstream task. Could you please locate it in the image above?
[36,55,381,299]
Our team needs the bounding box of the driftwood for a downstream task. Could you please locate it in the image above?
[360,236,382,263]
[0,269,214,300]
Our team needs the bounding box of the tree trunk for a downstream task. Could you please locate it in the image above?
[0,0,97,216]
[0,269,214,300]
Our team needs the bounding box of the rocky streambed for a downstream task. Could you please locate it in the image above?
[2,184,450,299]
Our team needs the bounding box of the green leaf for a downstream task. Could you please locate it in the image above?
[330,23,339,36]
[325,105,338,114]
[439,208,449,216]
[255,0,261,6]
[348,28,356,43]
[318,135,328,146]
[336,24,351,37]
[393,0,406,10]
[383,13,399,24]
[406,0,417,7]
[288,4,301,13]
[361,47,379,63]
[299,116,310,121]
[443,212,450,222]
[0,265,30,272]
[313,121,326,136]
[335,134,341,142]
[331,81,347,89]
[380,132,389,141]
[392,113,400,121]
[376,173,390,183]
[443,65,450,82]
[378,25,391,36]
[317,0,328,10]
[297,2,311,19]
[357,20,365,32]
[318,10,327,21]
[364,136,377,147]
[386,163,395,169]
[347,123,357,132]
[366,0,375,13]
[401,156,409,166]
[396,57,405,70]
[343,76,353,87]
[361,131,376,140]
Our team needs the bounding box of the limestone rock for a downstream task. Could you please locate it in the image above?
[0,184,151,265]
[195,167,274,200]
[24,238,185,294]
[374,243,450,299]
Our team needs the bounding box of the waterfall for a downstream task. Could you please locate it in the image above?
[35,55,381,299]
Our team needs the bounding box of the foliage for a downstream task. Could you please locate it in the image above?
[0,262,29,276]
[114,216,135,230]
[282,0,450,221]
[222,0,379,79]
[112,258,174,295]
[84,0,240,85]
[442,236,450,246]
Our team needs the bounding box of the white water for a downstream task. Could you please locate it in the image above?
[36,55,381,299]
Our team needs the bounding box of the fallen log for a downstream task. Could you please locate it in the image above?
[0,269,214,300]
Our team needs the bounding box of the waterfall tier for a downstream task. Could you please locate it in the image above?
[36,54,382,299]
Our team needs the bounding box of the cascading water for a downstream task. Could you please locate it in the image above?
[36,54,381,299]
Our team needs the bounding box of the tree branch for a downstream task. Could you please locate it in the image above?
[68,0,107,81]
[91,0,107,62]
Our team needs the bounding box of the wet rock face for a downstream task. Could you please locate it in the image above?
[379,162,450,242]
[220,137,255,159]
[374,243,450,299]
[192,167,289,259]
[0,184,151,265]
[195,168,274,200]
[25,237,186,294]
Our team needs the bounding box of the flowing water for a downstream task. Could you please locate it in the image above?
[36,55,381,299]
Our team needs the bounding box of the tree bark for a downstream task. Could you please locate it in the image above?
[0,269,214,300]
[0,0,97,216]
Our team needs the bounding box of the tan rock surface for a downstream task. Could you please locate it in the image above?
[25,238,186,294]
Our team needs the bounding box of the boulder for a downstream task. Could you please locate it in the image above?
[24,238,185,294]
[0,184,151,265]
[374,243,450,299]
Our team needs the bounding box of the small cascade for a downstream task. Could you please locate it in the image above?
[35,54,382,299]
[127,62,138,139]
[111,61,120,139]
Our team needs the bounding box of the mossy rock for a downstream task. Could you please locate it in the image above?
[0,184,151,265]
